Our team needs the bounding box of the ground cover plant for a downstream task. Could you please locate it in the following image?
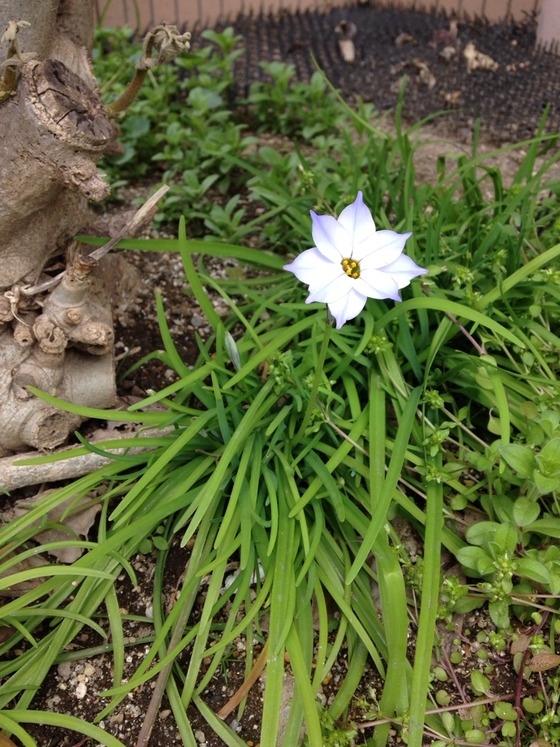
[1,24,560,747]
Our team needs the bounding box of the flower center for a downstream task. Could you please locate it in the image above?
[341,257,361,279]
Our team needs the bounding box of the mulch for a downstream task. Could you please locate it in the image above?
[204,2,560,142]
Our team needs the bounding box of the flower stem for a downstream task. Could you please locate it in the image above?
[296,315,331,440]
[106,25,190,115]
[107,67,148,115]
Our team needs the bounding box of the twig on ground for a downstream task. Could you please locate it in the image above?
[0,425,173,492]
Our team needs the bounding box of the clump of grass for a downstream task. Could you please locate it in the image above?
[1,24,560,747]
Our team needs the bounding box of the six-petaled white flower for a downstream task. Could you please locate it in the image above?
[284,191,428,329]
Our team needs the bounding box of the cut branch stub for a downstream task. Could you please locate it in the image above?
[20,58,117,200]
[0,56,118,289]
[26,58,115,148]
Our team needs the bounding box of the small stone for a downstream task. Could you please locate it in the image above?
[194,730,206,743]
[75,682,87,699]
[57,662,72,679]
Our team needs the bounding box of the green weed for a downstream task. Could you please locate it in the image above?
[1,22,560,747]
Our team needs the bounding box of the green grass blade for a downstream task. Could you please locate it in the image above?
[6,710,127,747]
[374,297,525,348]
[193,695,248,746]
[372,529,411,746]
[285,624,322,746]
[105,585,125,689]
[481,241,560,308]
[347,387,422,584]
[408,457,444,747]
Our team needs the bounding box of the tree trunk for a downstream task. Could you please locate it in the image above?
[0,0,120,455]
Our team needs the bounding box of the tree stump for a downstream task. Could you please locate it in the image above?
[0,1,121,455]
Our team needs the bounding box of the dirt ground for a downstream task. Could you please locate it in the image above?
[229,5,560,143]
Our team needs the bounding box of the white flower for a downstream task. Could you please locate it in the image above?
[284,191,428,329]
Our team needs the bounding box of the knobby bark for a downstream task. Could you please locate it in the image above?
[0,0,121,455]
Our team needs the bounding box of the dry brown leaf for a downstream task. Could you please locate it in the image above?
[1,491,101,563]
[529,652,560,672]
[0,550,47,596]
[442,90,462,107]
[510,633,531,654]
[464,41,499,73]
[395,32,415,47]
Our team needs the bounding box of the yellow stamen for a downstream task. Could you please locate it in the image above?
[341,257,360,279]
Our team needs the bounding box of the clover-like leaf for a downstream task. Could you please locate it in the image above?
[536,437,560,477]
[512,496,540,527]
[500,443,536,479]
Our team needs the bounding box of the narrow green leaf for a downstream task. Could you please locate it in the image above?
[408,461,443,747]
[6,711,127,747]
[374,297,525,348]
[346,387,422,584]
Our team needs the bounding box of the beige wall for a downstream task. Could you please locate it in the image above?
[96,0,542,29]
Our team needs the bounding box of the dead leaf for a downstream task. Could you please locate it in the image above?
[1,491,101,563]
[390,58,435,89]
[0,626,14,643]
[440,45,457,62]
[510,634,531,655]
[335,21,357,64]
[0,550,47,596]
[464,41,499,73]
[529,652,560,672]
[338,38,355,63]
[505,60,531,73]
[429,20,458,48]
[416,60,436,88]
[395,32,415,47]
[442,90,461,107]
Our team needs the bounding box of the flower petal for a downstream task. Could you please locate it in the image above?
[311,212,350,263]
[359,230,412,268]
[327,288,368,329]
[284,247,338,286]
[355,270,401,301]
[336,191,377,252]
[306,272,354,304]
[381,253,428,288]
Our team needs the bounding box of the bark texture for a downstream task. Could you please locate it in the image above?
[0,0,121,456]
